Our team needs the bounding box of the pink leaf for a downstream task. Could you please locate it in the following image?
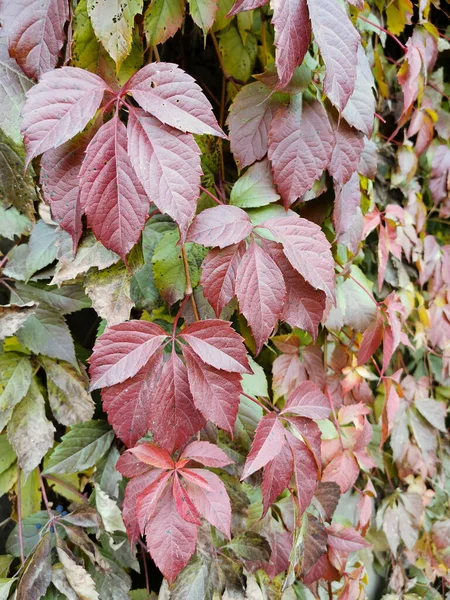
[262,441,293,516]
[242,413,286,479]
[80,115,150,258]
[89,321,168,390]
[272,0,311,88]
[260,215,335,299]
[151,351,205,453]
[327,525,371,552]
[127,108,202,239]
[180,468,214,491]
[286,416,322,468]
[285,431,318,516]
[128,442,174,470]
[124,63,225,138]
[357,310,384,366]
[282,380,330,420]
[172,474,201,525]
[187,205,253,249]
[227,0,267,17]
[398,39,423,122]
[268,96,334,206]
[183,469,232,539]
[322,450,360,493]
[2,0,69,80]
[102,352,163,447]
[117,451,153,479]
[183,345,242,434]
[136,471,173,533]
[328,117,364,187]
[227,81,281,168]
[333,172,363,255]
[21,67,108,166]
[236,242,286,354]
[122,470,163,544]
[144,483,198,584]
[342,45,375,136]
[181,440,234,467]
[307,0,360,111]
[200,243,246,317]
[180,319,250,373]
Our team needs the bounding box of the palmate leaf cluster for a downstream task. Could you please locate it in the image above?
[0,0,449,598]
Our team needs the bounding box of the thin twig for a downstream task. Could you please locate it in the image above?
[38,467,55,526]
[199,185,224,205]
[17,464,25,565]
[358,15,407,52]
[140,544,150,594]
[240,390,276,413]
[181,244,200,322]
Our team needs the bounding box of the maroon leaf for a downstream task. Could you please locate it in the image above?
[286,416,322,468]
[117,451,153,479]
[187,205,253,249]
[172,474,201,525]
[236,242,286,354]
[282,381,330,420]
[2,0,69,80]
[183,345,242,434]
[327,525,371,552]
[333,172,363,255]
[242,413,286,479]
[80,115,150,258]
[227,81,281,168]
[144,483,198,584]
[181,440,233,467]
[357,309,384,365]
[101,352,163,447]
[272,0,311,88]
[179,319,250,373]
[227,0,267,17]
[183,469,232,538]
[128,442,174,470]
[200,243,246,317]
[268,96,334,206]
[89,320,168,390]
[127,107,202,239]
[136,471,173,533]
[123,63,225,138]
[285,431,318,516]
[122,470,163,544]
[262,441,293,516]
[328,116,364,187]
[260,215,335,299]
[307,0,360,111]
[21,67,108,166]
[151,350,205,452]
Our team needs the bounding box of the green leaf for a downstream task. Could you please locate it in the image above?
[0,353,33,429]
[230,159,280,208]
[226,532,271,561]
[0,556,13,579]
[86,262,135,326]
[87,554,131,600]
[234,393,263,450]
[13,282,91,315]
[0,434,15,475]
[0,303,36,341]
[0,578,16,600]
[92,447,122,500]
[218,24,257,82]
[152,229,207,305]
[72,0,100,72]
[144,0,184,46]
[87,0,143,68]
[0,464,18,497]
[18,468,42,519]
[43,421,114,475]
[0,205,32,240]
[25,221,58,281]
[241,356,268,398]
[0,131,36,218]
[6,512,53,557]
[130,263,161,311]
[7,380,55,478]
[41,358,95,426]
[212,0,234,32]
[189,0,218,35]
[170,557,213,600]
[94,485,126,534]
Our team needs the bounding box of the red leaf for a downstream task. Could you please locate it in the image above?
[172,474,201,525]
[200,243,246,317]
[2,0,69,80]
[128,442,174,470]
[286,416,322,469]
[282,381,330,420]
[262,441,293,516]
[236,242,286,354]
[101,352,163,447]
[80,115,150,258]
[285,431,318,516]
[136,471,173,533]
[117,452,153,479]
[183,469,232,538]
[242,413,286,479]
[357,310,384,365]
[187,205,253,249]
[89,321,168,390]
[179,319,250,373]
[322,450,360,493]
[272,0,311,88]
[183,345,242,434]
[333,172,363,255]
[327,525,371,552]
[268,96,334,206]
[227,82,281,169]
[21,67,108,166]
[144,483,198,584]
[151,351,205,452]
[122,470,163,544]
[328,117,364,187]
[180,468,215,491]
[227,0,267,17]
[181,440,234,467]
[398,39,423,122]
[260,215,335,299]
[124,63,225,138]
[127,107,201,239]
[307,0,360,111]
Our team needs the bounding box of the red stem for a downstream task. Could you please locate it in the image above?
[199,185,224,205]
[16,464,25,564]
[358,15,407,52]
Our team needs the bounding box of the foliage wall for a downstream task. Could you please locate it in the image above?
[0,0,449,598]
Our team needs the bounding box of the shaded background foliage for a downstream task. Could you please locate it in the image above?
[0,0,449,598]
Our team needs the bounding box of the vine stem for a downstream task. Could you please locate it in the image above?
[140,544,150,594]
[181,243,200,322]
[240,390,278,413]
[42,474,88,503]
[199,185,224,205]
[38,467,55,527]
[357,15,407,52]
[16,464,25,565]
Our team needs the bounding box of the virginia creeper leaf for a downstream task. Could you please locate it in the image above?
[180,440,233,467]
[282,381,330,420]
[144,0,184,47]
[242,413,286,479]
[187,205,253,249]
[262,441,293,516]
[285,431,318,516]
